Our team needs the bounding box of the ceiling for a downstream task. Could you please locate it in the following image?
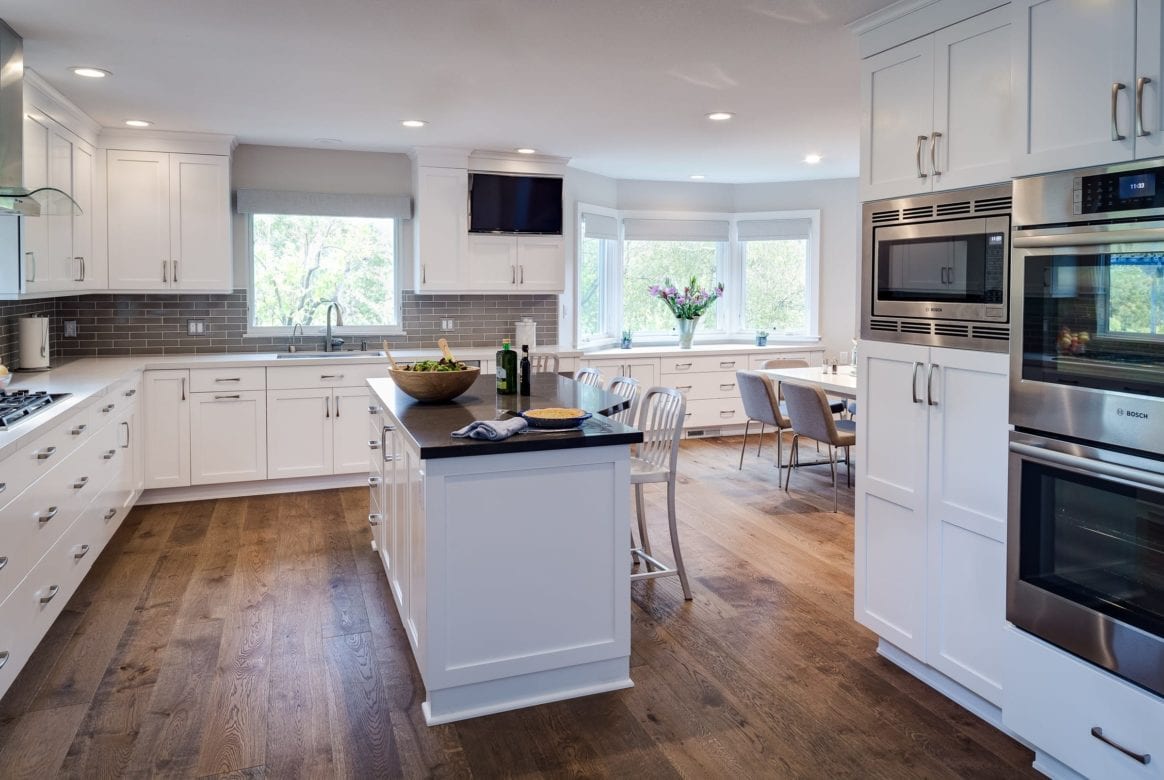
[0,0,895,183]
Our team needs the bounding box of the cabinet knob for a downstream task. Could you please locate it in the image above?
[73,476,90,490]
[368,513,382,526]
[73,544,90,560]
[38,506,59,523]
[36,446,57,461]
[71,424,87,436]
[103,449,116,460]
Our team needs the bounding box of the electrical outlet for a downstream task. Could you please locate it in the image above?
[64,320,77,338]
[441,319,455,331]
[839,351,849,365]
[187,319,207,336]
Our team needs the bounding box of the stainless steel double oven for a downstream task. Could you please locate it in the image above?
[1008,160,1164,698]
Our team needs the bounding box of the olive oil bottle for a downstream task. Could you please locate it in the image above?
[496,339,517,395]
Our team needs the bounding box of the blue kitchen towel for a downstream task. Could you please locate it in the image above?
[451,417,529,440]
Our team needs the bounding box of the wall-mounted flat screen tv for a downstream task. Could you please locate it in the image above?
[469,173,563,235]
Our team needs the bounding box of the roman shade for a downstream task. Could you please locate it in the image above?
[622,218,730,242]
[235,189,412,219]
[581,212,619,240]
[736,217,813,241]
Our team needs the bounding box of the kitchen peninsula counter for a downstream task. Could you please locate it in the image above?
[366,373,642,725]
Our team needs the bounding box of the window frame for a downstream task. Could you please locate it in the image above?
[576,203,623,347]
[245,212,405,337]
[574,205,821,347]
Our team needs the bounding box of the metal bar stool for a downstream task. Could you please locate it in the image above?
[573,367,605,388]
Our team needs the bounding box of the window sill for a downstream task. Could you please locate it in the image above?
[244,327,407,338]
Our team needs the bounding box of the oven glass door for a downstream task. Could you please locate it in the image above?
[1020,250,1164,396]
[1017,458,1164,641]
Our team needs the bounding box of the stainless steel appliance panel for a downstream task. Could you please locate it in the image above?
[1008,430,1164,698]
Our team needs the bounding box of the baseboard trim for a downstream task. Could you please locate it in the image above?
[876,639,1006,732]
[138,473,367,504]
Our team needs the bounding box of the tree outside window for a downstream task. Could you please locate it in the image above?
[251,214,396,329]
[742,239,809,334]
[622,240,721,332]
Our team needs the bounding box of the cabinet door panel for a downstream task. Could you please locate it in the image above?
[516,237,564,292]
[332,387,373,474]
[860,36,935,200]
[107,150,170,289]
[467,235,517,291]
[21,111,50,292]
[142,370,190,489]
[266,389,332,478]
[932,7,1012,191]
[1012,0,1137,174]
[1135,0,1164,158]
[190,391,267,485]
[414,167,467,291]
[627,360,657,389]
[72,143,97,289]
[46,129,73,288]
[170,154,231,291]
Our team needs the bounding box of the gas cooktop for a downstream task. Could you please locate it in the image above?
[0,390,70,430]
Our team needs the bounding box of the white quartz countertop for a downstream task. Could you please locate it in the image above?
[582,342,824,358]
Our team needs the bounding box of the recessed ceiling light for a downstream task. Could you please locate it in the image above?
[515,148,537,154]
[401,119,427,128]
[124,119,152,128]
[804,153,823,164]
[690,174,706,180]
[70,66,111,79]
[706,112,734,121]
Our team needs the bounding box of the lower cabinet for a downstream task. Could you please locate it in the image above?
[583,359,658,389]
[143,369,191,489]
[855,339,1009,706]
[266,384,373,479]
[189,390,267,484]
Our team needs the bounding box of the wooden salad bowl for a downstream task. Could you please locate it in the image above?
[388,365,480,402]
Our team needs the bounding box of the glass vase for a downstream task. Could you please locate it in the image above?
[676,316,699,349]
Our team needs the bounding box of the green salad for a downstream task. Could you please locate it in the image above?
[399,358,470,372]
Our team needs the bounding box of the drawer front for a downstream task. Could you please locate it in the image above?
[0,406,94,512]
[749,352,813,370]
[1003,627,1164,780]
[670,372,741,401]
[660,353,747,376]
[0,508,97,700]
[267,363,386,390]
[683,397,746,429]
[189,367,267,393]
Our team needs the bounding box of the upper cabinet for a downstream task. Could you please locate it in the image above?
[105,138,232,292]
[860,5,1012,201]
[412,163,469,292]
[1012,0,1161,175]
[466,234,565,293]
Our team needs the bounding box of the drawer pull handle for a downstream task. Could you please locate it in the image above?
[1091,727,1151,765]
[74,476,90,490]
[719,361,736,369]
[0,650,7,669]
[102,403,115,413]
[368,476,381,486]
[676,385,692,392]
[719,383,736,391]
[214,394,241,400]
[368,513,382,526]
[368,439,380,450]
[674,363,692,370]
[103,508,117,521]
[368,404,380,414]
[214,377,241,383]
[73,544,90,560]
[0,483,5,494]
[39,584,60,604]
[320,374,344,380]
[103,449,116,460]
[123,388,136,397]
[382,424,395,432]
[39,506,59,523]
[0,556,7,571]
[36,446,57,461]
[71,424,87,436]
[720,410,736,417]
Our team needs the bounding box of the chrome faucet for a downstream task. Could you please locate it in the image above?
[325,302,344,352]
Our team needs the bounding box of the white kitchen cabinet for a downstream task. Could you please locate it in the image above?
[584,358,658,388]
[106,150,231,291]
[413,166,468,292]
[467,234,517,291]
[71,142,98,290]
[142,370,191,489]
[466,234,565,293]
[20,109,51,293]
[46,129,74,289]
[1011,0,1147,174]
[514,236,564,292]
[267,388,333,479]
[855,340,1008,706]
[189,390,267,485]
[860,6,1011,200]
[332,386,373,474]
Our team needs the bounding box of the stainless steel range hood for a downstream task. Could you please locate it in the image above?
[0,20,79,218]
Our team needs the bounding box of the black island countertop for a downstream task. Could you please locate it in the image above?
[367,373,644,459]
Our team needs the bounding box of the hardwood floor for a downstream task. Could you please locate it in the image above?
[0,435,1037,779]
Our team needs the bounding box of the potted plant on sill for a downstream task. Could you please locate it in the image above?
[648,276,724,349]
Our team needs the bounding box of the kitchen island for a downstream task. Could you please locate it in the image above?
[366,373,643,724]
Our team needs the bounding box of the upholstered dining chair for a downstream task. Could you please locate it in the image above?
[779,380,856,512]
[736,370,794,481]
[629,386,692,600]
[762,358,846,416]
[573,367,605,388]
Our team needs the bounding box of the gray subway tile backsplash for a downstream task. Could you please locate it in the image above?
[0,290,558,369]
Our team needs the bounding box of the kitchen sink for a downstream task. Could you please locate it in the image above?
[276,351,386,359]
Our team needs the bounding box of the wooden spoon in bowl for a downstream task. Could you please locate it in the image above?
[382,340,399,369]
[438,337,457,363]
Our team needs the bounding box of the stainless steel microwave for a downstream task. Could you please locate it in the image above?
[861,183,1012,352]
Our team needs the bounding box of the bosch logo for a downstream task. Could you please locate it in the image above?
[927,307,943,313]
[1117,408,1149,419]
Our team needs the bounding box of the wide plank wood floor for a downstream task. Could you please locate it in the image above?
[0,435,1036,779]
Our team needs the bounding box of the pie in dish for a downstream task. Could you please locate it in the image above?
[523,407,587,419]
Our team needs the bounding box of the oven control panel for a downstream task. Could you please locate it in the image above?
[1075,166,1164,214]
[985,232,1006,306]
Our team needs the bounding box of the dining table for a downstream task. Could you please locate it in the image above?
[757,364,858,399]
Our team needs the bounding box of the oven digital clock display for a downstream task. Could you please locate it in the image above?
[1119,173,1156,199]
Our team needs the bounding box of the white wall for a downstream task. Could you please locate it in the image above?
[561,167,619,346]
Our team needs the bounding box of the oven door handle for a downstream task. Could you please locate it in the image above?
[1014,229,1164,248]
[1010,441,1164,492]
